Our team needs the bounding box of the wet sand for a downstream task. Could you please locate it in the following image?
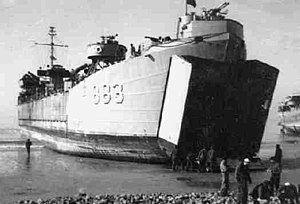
[1,145,300,203]
[1,129,300,203]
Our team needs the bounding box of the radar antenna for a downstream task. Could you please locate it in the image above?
[34,26,68,68]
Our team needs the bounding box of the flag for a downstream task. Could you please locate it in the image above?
[187,0,196,7]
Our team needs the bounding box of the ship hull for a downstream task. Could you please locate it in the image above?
[278,108,300,136]
[19,38,232,163]
[19,53,278,162]
[279,116,300,136]
[281,125,300,136]
[20,126,168,163]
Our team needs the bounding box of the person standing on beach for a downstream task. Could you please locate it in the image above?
[219,156,229,196]
[171,145,179,171]
[185,151,194,171]
[206,146,216,172]
[25,139,32,156]
[274,144,282,164]
[235,158,252,204]
[267,157,282,193]
[197,146,207,172]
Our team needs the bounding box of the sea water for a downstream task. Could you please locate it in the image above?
[0,127,300,204]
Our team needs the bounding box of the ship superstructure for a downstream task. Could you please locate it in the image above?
[18,2,279,163]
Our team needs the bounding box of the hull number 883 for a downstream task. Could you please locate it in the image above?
[93,84,124,104]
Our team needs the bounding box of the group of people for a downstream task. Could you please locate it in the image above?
[170,145,218,173]
[225,144,299,204]
[171,144,300,204]
[130,44,141,58]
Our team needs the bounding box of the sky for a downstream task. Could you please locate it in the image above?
[0,0,299,135]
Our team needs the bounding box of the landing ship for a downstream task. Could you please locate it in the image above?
[18,2,278,163]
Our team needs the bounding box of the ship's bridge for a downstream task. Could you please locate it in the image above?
[177,2,243,41]
[177,13,243,41]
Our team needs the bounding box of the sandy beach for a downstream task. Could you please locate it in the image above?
[1,128,300,203]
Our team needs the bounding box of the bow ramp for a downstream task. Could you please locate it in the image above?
[158,55,278,159]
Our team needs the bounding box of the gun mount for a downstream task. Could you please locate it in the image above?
[87,34,127,68]
[202,2,229,20]
[100,34,119,44]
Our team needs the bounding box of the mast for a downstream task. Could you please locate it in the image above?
[49,26,55,68]
[185,0,188,15]
[35,26,68,68]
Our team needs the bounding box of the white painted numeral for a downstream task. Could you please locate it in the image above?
[93,84,124,104]
[113,84,124,104]
[102,84,111,104]
[93,86,100,104]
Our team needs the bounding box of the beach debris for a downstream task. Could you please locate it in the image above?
[17,191,286,204]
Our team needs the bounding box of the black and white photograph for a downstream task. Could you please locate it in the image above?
[0,0,300,203]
